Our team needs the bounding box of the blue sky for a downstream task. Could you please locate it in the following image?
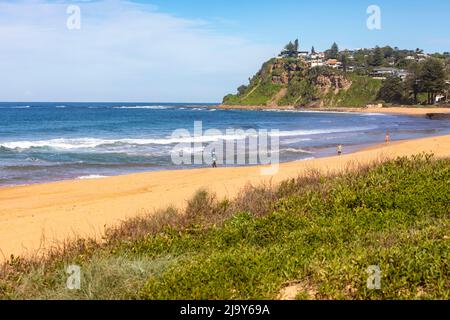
[0,0,449,102]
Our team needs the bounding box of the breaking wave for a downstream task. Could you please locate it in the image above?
[0,126,375,151]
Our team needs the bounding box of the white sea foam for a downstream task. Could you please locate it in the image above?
[0,126,376,151]
[281,148,314,154]
[113,106,170,110]
[270,126,376,137]
[77,175,108,180]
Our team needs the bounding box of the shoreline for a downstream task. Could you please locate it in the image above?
[0,140,383,189]
[1,134,450,261]
[218,104,450,117]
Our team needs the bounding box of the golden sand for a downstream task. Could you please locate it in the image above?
[1,134,449,261]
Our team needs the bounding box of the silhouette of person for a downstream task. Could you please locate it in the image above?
[212,152,217,168]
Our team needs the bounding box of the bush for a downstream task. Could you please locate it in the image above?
[2,155,449,300]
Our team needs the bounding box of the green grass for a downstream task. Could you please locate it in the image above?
[224,82,282,106]
[1,155,449,300]
[323,74,383,107]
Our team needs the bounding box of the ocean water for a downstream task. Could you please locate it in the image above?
[1,102,449,186]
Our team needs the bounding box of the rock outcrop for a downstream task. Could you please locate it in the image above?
[223,57,380,108]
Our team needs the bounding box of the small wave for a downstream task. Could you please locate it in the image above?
[271,126,376,137]
[113,106,170,110]
[0,127,376,151]
[171,146,205,154]
[296,156,315,161]
[281,148,314,154]
[262,109,297,113]
[77,175,108,180]
[55,105,67,108]
[14,106,31,109]
[360,112,388,116]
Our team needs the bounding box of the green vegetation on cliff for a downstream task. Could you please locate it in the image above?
[223,58,382,108]
[323,73,382,107]
[1,155,449,299]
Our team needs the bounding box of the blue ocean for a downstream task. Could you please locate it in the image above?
[1,102,449,186]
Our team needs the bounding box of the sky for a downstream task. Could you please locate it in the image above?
[0,0,449,102]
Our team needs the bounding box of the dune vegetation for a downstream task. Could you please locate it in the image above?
[0,154,449,300]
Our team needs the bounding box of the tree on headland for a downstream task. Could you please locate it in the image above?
[383,46,394,59]
[326,42,339,59]
[282,39,299,57]
[420,58,446,104]
[237,85,248,95]
[369,46,384,66]
[377,76,405,103]
[339,53,349,73]
[311,46,316,55]
[405,61,423,104]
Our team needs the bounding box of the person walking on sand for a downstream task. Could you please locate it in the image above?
[212,151,217,168]
[385,129,391,144]
[337,144,343,156]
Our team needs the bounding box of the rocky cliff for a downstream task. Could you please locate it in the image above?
[222,58,381,108]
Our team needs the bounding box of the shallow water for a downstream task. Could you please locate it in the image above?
[1,102,449,186]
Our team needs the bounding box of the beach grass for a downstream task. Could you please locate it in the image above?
[1,154,449,300]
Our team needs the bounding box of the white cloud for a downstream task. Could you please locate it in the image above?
[0,0,277,102]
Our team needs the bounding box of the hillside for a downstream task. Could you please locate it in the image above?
[222,57,382,108]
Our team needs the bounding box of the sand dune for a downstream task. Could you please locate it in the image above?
[1,135,449,261]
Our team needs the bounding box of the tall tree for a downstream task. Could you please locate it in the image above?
[282,41,296,57]
[326,42,339,59]
[311,46,316,55]
[405,61,423,104]
[383,46,394,59]
[377,76,405,103]
[340,53,349,73]
[370,46,384,66]
[420,58,446,104]
[294,39,299,52]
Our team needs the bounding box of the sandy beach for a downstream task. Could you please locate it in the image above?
[219,105,450,117]
[1,134,450,261]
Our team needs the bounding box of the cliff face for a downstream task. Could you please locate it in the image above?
[315,74,352,95]
[270,60,305,85]
[222,58,381,108]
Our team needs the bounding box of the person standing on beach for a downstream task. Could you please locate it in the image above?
[385,129,391,144]
[212,151,217,168]
[337,144,343,156]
